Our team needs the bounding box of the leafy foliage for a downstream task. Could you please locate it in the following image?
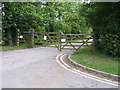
[87,2,120,57]
[2,2,91,45]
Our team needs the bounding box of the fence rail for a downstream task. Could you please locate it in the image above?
[16,29,94,51]
[59,31,94,51]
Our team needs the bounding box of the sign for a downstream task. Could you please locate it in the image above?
[19,35,23,38]
[61,39,66,42]
[44,36,47,40]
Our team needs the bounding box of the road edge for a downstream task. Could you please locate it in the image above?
[68,54,120,78]
[56,53,119,87]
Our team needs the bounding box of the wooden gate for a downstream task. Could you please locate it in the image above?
[34,31,59,48]
[59,32,94,51]
[17,29,59,48]
[17,29,94,51]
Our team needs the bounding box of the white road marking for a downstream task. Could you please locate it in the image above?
[62,54,118,84]
[56,53,119,87]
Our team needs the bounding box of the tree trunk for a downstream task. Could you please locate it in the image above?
[8,30,13,46]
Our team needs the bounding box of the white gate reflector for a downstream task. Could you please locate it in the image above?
[19,35,23,38]
[61,39,66,42]
[44,36,47,40]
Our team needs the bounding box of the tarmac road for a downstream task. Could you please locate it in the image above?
[2,47,118,88]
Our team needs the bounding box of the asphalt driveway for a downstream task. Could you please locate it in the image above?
[2,47,118,88]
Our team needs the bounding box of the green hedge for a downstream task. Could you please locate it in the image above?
[87,2,120,57]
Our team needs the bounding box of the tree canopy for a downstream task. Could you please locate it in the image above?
[2,2,91,45]
[87,2,120,57]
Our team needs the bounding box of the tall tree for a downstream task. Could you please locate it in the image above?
[87,2,120,57]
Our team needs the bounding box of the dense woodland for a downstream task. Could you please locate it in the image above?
[1,2,120,57]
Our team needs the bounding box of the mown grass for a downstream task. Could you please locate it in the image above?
[71,46,120,75]
[0,45,28,50]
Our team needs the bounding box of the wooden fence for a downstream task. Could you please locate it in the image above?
[59,31,94,51]
[16,29,94,51]
[17,29,59,48]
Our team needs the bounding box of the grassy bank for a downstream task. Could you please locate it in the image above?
[71,46,120,75]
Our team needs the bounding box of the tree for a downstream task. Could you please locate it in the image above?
[87,2,120,57]
[2,2,42,45]
[2,2,92,45]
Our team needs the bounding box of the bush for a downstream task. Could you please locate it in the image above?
[87,2,120,57]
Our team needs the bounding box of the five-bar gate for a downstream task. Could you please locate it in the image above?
[58,32,94,51]
[17,29,94,51]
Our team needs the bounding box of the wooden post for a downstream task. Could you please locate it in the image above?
[59,32,62,52]
[44,31,47,47]
[58,32,60,50]
[27,28,34,48]
[57,32,59,50]
[15,29,20,46]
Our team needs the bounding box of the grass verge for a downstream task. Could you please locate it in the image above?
[71,46,120,75]
[0,45,28,51]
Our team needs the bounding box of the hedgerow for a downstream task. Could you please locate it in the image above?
[87,2,120,57]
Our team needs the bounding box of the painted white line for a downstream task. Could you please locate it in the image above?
[60,55,70,68]
[56,53,119,87]
[68,55,119,84]
[61,54,118,84]
[67,56,119,86]
[61,54,119,86]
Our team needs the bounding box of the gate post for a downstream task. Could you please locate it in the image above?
[58,32,60,50]
[59,31,62,51]
[44,31,47,47]
[15,29,20,46]
[27,28,34,48]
